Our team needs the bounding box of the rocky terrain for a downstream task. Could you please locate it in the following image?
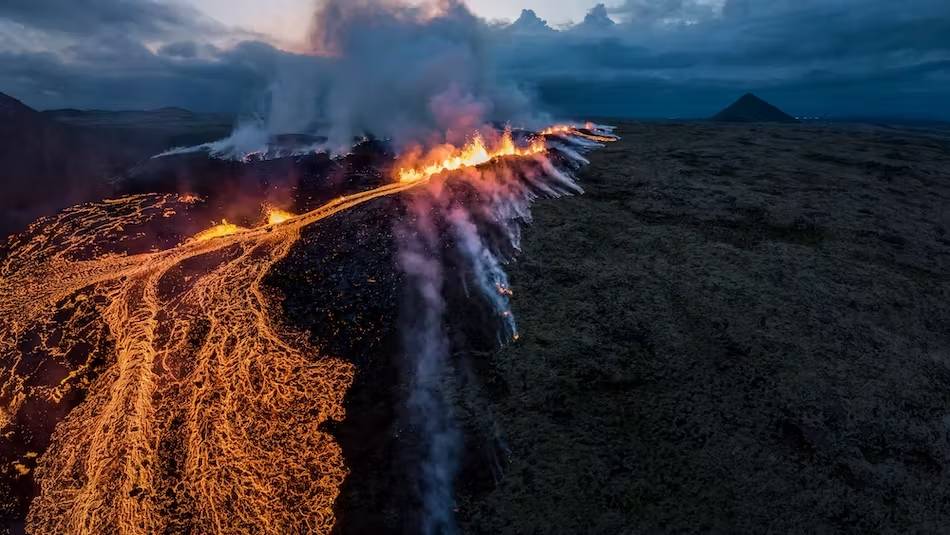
[457,121,950,533]
[0,92,232,238]
[1,119,947,534]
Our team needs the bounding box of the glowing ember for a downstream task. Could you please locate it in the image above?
[191,219,247,242]
[396,129,546,183]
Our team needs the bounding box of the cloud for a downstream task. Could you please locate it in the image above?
[0,0,277,112]
[610,0,722,26]
[496,0,950,118]
[0,0,948,120]
[0,40,278,112]
[0,0,222,39]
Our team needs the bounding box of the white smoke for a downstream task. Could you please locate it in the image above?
[397,195,461,535]
[193,0,547,159]
[394,126,615,532]
[447,206,518,341]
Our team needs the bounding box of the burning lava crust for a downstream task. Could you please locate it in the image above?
[0,124,616,534]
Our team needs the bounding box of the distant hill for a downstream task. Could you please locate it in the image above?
[712,93,799,123]
[0,93,232,238]
[43,107,232,153]
[0,92,132,237]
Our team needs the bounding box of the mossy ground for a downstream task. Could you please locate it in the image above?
[457,122,950,534]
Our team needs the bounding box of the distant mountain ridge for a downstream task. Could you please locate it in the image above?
[0,92,231,238]
[0,92,34,117]
[43,107,231,130]
[0,92,131,237]
[712,93,799,123]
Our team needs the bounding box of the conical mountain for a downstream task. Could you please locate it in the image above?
[712,93,798,123]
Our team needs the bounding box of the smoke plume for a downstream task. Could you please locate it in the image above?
[397,195,461,535]
[223,0,543,156]
[395,124,616,532]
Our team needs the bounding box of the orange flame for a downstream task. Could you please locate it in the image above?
[396,129,546,183]
[542,123,617,143]
[539,124,574,136]
[192,219,246,242]
[266,207,295,226]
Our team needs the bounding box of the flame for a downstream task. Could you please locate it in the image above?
[192,219,247,242]
[396,129,546,183]
[190,206,295,243]
[540,124,574,136]
[266,207,295,226]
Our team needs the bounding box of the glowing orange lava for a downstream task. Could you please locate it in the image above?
[191,219,247,242]
[396,129,546,183]
[0,180,428,534]
[539,124,574,136]
[0,126,570,534]
[540,123,617,143]
[266,207,295,226]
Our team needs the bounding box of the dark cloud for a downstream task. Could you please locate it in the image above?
[610,0,719,25]
[501,0,950,119]
[0,40,280,113]
[0,0,948,121]
[0,0,278,112]
[157,41,201,59]
[0,0,221,38]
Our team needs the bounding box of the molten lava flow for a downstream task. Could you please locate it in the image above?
[540,123,619,144]
[191,219,247,242]
[397,129,546,183]
[0,123,613,534]
[539,124,573,136]
[266,207,295,226]
[0,181,429,534]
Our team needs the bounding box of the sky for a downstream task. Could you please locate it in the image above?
[1,0,948,121]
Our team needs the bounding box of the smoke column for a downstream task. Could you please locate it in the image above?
[393,127,615,531]
[397,195,461,535]
[182,0,546,159]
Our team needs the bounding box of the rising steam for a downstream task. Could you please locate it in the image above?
[395,123,617,533]
[177,0,547,159]
[156,2,619,533]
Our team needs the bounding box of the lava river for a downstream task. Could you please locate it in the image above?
[0,125,615,534]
